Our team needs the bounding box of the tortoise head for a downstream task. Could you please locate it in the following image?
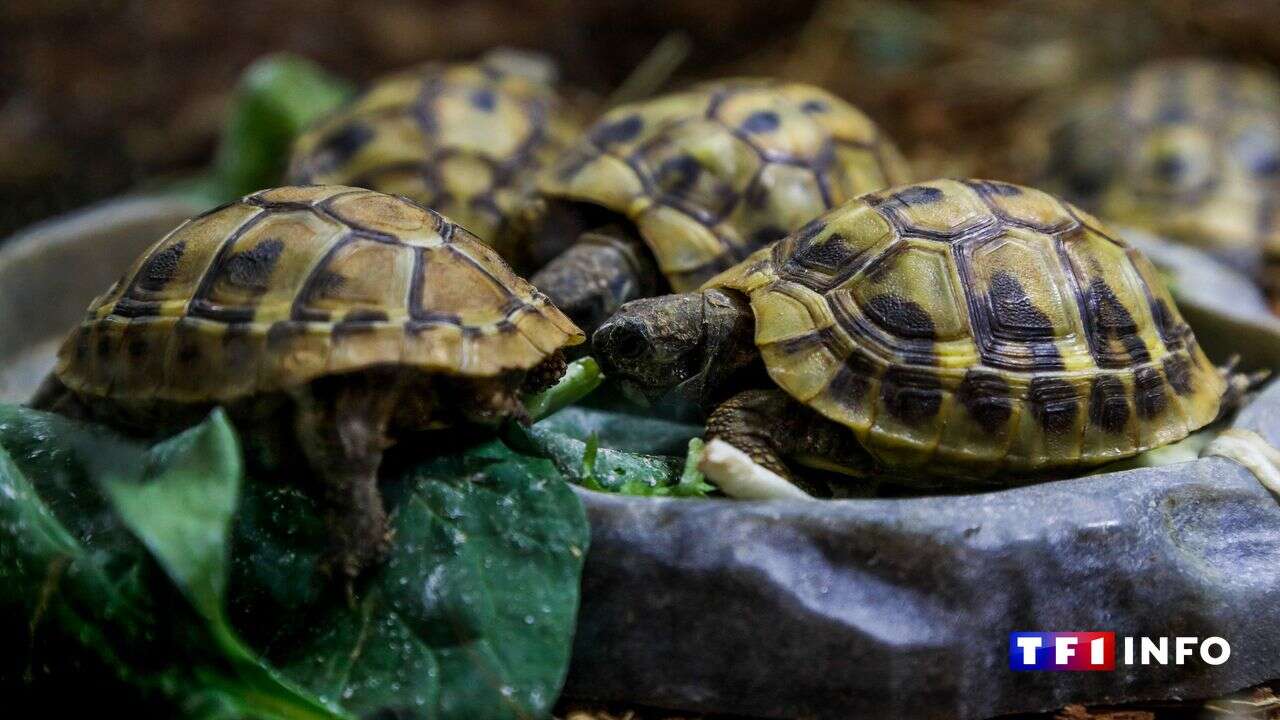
[593,288,755,409]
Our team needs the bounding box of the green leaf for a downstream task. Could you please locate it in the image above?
[514,422,684,494]
[522,357,605,423]
[0,439,154,707]
[510,395,713,497]
[0,405,343,720]
[238,440,589,719]
[2,401,588,718]
[98,410,242,622]
[215,54,354,198]
[533,406,701,456]
[505,358,708,495]
[672,438,715,498]
[581,433,603,490]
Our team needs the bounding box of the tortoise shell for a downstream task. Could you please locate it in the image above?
[1027,59,1280,270]
[707,179,1224,475]
[540,78,910,292]
[287,50,581,258]
[56,186,583,403]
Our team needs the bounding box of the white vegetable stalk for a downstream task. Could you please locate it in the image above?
[698,439,814,500]
[1202,428,1280,497]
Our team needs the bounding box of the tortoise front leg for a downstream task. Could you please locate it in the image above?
[292,374,401,589]
[705,389,869,494]
[705,389,796,480]
[530,224,660,334]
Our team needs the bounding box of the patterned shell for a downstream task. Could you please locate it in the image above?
[540,78,911,292]
[55,186,584,403]
[287,51,580,257]
[708,179,1224,476]
[1029,59,1280,269]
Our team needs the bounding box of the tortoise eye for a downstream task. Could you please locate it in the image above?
[598,320,648,361]
[612,325,648,360]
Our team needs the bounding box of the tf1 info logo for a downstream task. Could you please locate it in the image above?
[1009,632,1231,671]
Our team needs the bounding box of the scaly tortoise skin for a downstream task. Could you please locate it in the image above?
[594,179,1227,484]
[528,77,911,334]
[1025,59,1280,280]
[35,185,583,582]
[287,50,581,267]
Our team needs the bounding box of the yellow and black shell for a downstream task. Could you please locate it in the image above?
[708,179,1224,476]
[540,78,911,292]
[287,51,581,259]
[1026,59,1280,271]
[55,186,584,403]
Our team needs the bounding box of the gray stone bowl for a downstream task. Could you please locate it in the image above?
[3,199,1279,720]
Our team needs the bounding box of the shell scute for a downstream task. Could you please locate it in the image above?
[963,228,1088,372]
[726,163,827,250]
[324,189,435,238]
[849,240,970,349]
[966,179,1077,234]
[643,122,760,223]
[161,318,236,401]
[298,239,415,318]
[194,209,346,325]
[775,204,895,291]
[868,180,996,241]
[417,244,518,328]
[711,84,834,166]
[1060,225,1165,370]
[635,204,730,280]
[105,204,263,319]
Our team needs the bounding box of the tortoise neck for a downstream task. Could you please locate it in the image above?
[687,288,761,406]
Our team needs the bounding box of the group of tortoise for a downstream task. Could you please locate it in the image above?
[30,49,1279,582]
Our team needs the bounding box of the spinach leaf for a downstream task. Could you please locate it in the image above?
[0,405,341,719]
[235,440,589,719]
[216,54,354,199]
[1,404,590,719]
[534,406,701,456]
[518,423,682,493]
[512,364,713,497]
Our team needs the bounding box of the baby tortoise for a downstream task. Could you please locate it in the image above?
[595,179,1251,486]
[1022,59,1280,283]
[288,49,581,268]
[32,186,583,581]
[526,78,910,334]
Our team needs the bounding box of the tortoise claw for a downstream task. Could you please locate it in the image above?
[1217,354,1272,420]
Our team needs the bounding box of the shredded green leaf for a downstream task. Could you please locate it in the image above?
[523,357,605,423]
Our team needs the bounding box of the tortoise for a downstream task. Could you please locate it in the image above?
[31,185,583,581]
[287,49,581,268]
[593,178,1248,486]
[526,78,911,334]
[1022,59,1280,282]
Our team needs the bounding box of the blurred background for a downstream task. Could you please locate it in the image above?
[4,0,1280,237]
